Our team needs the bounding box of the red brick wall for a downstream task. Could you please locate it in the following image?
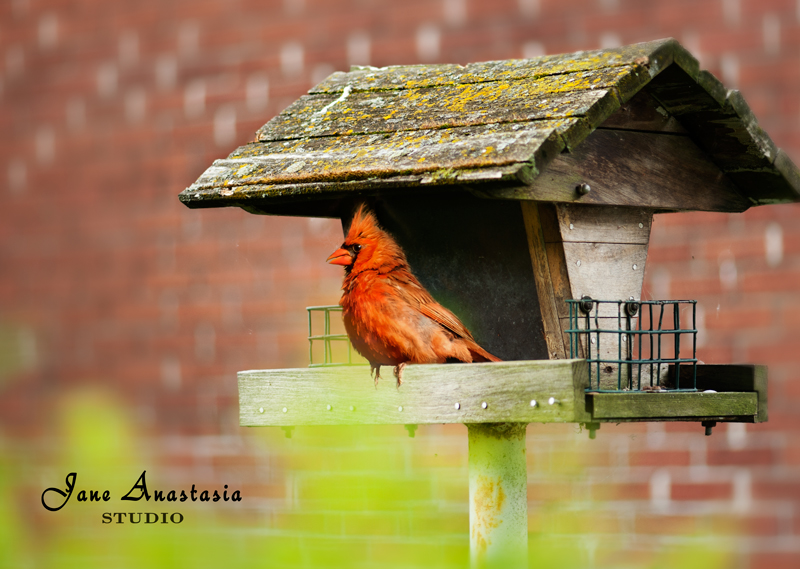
[2,1,799,567]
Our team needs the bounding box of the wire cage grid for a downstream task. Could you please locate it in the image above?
[566,298,698,392]
[306,305,360,367]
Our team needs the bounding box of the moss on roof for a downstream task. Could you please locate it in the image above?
[181,38,800,213]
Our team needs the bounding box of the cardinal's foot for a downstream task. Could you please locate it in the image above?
[371,364,382,387]
[393,363,406,388]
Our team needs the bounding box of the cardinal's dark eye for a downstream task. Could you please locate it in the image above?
[353,244,362,252]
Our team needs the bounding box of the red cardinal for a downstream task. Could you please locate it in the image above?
[326,205,501,386]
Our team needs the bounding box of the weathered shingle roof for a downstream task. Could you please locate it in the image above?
[180,38,800,213]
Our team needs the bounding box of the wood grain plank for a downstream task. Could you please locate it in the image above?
[536,202,562,242]
[238,360,591,427]
[484,129,751,212]
[182,166,529,211]
[310,40,674,93]
[554,204,653,244]
[256,85,616,142]
[671,364,768,422]
[520,202,566,360]
[561,242,648,313]
[589,392,758,420]
[186,121,571,193]
[545,242,573,320]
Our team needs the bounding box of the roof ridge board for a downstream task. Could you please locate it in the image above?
[300,66,640,102]
[350,38,674,73]
[306,62,644,95]
[309,39,678,95]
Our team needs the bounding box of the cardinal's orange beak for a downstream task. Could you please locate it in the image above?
[327,248,353,266]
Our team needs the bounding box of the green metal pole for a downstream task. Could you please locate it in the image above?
[468,423,528,568]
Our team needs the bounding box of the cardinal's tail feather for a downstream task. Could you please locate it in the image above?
[467,342,502,363]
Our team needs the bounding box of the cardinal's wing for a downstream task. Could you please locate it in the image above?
[389,270,476,341]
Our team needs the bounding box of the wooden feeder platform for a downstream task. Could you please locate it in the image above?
[239,361,766,429]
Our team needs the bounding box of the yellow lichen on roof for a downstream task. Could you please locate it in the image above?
[309,39,671,94]
[181,38,800,210]
[256,66,629,143]
[187,120,575,193]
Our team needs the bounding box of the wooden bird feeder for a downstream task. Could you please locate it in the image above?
[181,39,799,567]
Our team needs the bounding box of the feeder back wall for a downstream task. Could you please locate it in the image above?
[352,194,549,362]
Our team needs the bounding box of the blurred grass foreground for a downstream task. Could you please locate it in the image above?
[0,385,737,569]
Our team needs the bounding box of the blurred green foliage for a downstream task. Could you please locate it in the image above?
[0,322,35,384]
[0,389,736,568]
